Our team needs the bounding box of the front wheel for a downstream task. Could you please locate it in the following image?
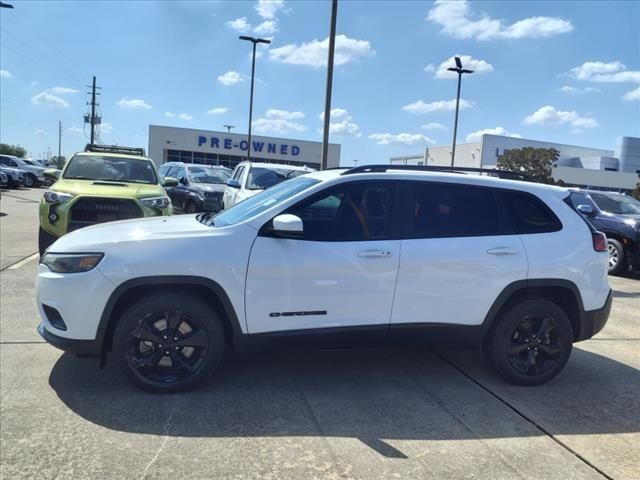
[24,173,37,188]
[487,299,573,386]
[607,239,628,275]
[113,292,225,392]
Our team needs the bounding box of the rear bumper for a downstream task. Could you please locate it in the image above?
[38,323,101,357]
[575,289,612,342]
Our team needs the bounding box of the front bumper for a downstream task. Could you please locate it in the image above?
[575,289,613,342]
[38,323,101,357]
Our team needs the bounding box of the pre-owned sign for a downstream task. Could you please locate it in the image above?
[197,135,301,156]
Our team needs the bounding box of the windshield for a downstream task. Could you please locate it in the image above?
[23,160,36,166]
[63,155,158,184]
[247,167,309,190]
[590,193,640,215]
[203,176,320,227]
[188,166,231,184]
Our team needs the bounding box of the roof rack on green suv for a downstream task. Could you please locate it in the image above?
[38,144,176,256]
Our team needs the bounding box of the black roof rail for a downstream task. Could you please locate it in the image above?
[341,164,530,181]
[85,144,146,156]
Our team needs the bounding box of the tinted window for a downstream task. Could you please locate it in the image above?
[1,157,18,167]
[247,167,307,190]
[590,193,640,215]
[287,182,396,241]
[412,183,499,237]
[232,165,245,181]
[503,190,561,234]
[569,192,594,210]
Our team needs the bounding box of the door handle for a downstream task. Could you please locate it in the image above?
[487,247,519,256]
[358,250,392,258]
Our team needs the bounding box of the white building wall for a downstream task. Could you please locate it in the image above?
[426,142,482,167]
[148,125,341,169]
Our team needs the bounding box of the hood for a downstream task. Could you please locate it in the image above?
[189,183,226,194]
[52,178,164,198]
[49,214,216,252]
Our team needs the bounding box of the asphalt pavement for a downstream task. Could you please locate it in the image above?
[1,187,638,480]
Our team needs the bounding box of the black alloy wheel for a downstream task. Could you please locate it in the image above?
[488,299,573,386]
[114,293,224,392]
[24,173,36,187]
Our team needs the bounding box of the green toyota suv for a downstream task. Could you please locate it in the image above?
[39,144,176,255]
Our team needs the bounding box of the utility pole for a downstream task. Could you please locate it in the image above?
[320,0,338,170]
[85,76,101,144]
[58,121,62,160]
[447,57,474,167]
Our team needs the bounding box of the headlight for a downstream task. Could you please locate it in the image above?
[141,196,171,209]
[41,253,104,273]
[44,190,74,204]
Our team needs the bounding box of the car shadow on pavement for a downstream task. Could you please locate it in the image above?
[48,345,639,456]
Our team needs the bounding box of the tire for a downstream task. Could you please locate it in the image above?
[487,299,573,386]
[113,292,224,393]
[24,173,36,188]
[607,239,628,276]
[38,227,56,257]
[185,201,197,214]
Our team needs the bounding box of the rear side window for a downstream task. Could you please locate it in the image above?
[502,190,562,234]
[411,182,499,237]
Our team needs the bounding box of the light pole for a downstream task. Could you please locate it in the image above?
[239,36,271,162]
[223,124,235,133]
[447,56,473,167]
[320,0,338,170]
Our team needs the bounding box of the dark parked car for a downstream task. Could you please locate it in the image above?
[568,189,640,274]
[158,162,231,213]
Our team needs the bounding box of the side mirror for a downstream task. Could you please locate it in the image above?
[227,179,241,189]
[179,177,188,185]
[577,204,595,215]
[43,169,60,180]
[271,214,303,236]
[163,176,178,187]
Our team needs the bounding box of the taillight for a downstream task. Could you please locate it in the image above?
[592,231,607,252]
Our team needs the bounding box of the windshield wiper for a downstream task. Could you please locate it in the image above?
[197,211,216,226]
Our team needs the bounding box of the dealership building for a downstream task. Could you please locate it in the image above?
[148,125,341,171]
[391,135,640,191]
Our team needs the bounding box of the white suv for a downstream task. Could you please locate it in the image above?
[36,165,612,392]
[222,161,315,209]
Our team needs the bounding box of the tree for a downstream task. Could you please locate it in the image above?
[0,143,27,158]
[497,147,560,185]
[49,156,66,169]
[631,183,640,201]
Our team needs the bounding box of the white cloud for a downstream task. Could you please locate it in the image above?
[69,125,84,134]
[317,108,361,137]
[434,55,493,79]
[165,112,176,117]
[255,0,285,19]
[254,20,278,35]
[559,85,600,94]
[178,113,192,121]
[226,17,251,32]
[207,107,229,115]
[31,91,70,108]
[402,98,473,114]
[421,122,447,132]
[569,61,640,83]
[466,127,521,142]
[48,86,78,95]
[269,34,374,67]
[266,109,305,120]
[623,86,640,102]
[424,64,435,73]
[117,97,151,110]
[217,70,245,86]
[369,133,436,146]
[427,0,573,41]
[35,129,47,136]
[0,69,14,78]
[568,61,640,100]
[524,105,598,128]
[252,118,306,134]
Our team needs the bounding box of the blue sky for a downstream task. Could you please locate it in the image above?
[1,0,639,164]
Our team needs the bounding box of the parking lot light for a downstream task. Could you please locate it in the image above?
[447,56,474,167]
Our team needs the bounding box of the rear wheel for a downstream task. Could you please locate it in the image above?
[113,292,224,392]
[607,239,627,275]
[487,299,573,386]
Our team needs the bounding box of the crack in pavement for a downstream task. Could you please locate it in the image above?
[431,349,615,480]
[140,402,178,480]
